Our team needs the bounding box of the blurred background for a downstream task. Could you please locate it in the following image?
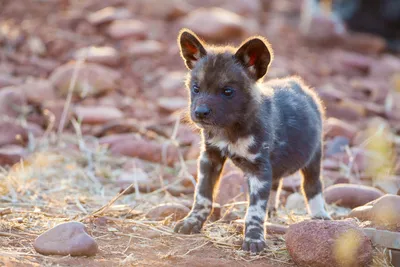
[0,0,399,266]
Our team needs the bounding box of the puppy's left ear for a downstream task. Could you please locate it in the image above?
[235,37,273,80]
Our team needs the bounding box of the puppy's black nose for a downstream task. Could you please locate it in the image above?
[195,105,211,119]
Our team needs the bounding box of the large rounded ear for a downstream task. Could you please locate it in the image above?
[178,28,207,70]
[235,37,273,80]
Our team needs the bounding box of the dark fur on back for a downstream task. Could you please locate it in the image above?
[174,29,330,254]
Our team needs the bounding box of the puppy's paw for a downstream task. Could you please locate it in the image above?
[174,217,203,234]
[242,237,266,254]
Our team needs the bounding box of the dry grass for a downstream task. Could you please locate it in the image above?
[0,118,393,266]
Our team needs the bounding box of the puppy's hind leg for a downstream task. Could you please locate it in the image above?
[300,146,331,220]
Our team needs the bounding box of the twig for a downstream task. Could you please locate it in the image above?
[57,53,86,139]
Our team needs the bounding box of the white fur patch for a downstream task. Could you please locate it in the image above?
[248,176,268,193]
[307,193,330,218]
[209,135,259,162]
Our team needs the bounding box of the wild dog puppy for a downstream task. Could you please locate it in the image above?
[174,29,331,253]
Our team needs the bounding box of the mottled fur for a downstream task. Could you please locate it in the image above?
[174,29,331,254]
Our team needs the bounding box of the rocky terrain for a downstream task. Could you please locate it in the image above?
[0,0,399,266]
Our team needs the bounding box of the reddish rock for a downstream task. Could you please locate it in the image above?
[175,125,199,146]
[146,203,189,221]
[373,176,400,195]
[221,0,261,17]
[34,222,98,256]
[0,74,21,88]
[137,0,190,19]
[158,97,187,113]
[324,184,384,208]
[17,79,56,104]
[74,46,120,66]
[369,195,400,231]
[215,171,247,206]
[181,8,246,42]
[286,220,373,267]
[324,118,357,140]
[106,20,147,39]
[282,172,301,193]
[341,32,386,54]
[348,206,372,222]
[390,249,400,267]
[49,62,121,97]
[0,88,27,118]
[99,133,139,147]
[110,138,180,166]
[0,145,25,166]
[129,40,164,57]
[0,121,27,146]
[348,194,400,231]
[334,51,373,73]
[159,71,186,97]
[185,142,201,160]
[74,106,124,124]
[86,7,131,25]
[265,222,288,235]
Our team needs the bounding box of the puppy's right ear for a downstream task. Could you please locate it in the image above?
[178,29,207,70]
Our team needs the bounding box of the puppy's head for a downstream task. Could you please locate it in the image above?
[178,29,273,130]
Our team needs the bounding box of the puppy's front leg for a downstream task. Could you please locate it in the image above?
[174,147,226,234]
[242,162,272,253]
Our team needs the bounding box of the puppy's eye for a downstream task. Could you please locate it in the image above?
[222,87,234,98]
[192,84,200,94]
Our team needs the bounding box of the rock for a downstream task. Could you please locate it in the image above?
[86,7,131,25]
[348,194,400,231]
[324,118,357,140]
[282,172,301,193]
[324,184,384,208]
[265,222,288,235]
[106,20,147,39]
[341,32,386,54]
[334,51,373,73]
[390,249,400,267]
[175,125,199,146]
[368,195,400,231]
[158,97,187,113]
[0,145,25,166]
[74,46,120,66]
[285,220,373,267]
[362,228,400,250]
[137,0,190,19]
[110,138,180,166]
[215,171,247,206]
[325,99,366,121]
[74,106,124,124]
[159,71,186,97]
[0,121,27,146]
[49,62,121,97]
[146,203,189,221]
[0,74,21,88]
[129,40,164,57]
[325,136,349,156]
[17,79,56,104]
[373,176,400,195]
[221,0,262,17]
[348,206,372,222]
[33,222,98,256]
[0,88,27,118]
[116,169,150,189]
[181,8,246,41]
[285,192,305,211]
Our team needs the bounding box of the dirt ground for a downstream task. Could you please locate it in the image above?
[0,0,399,266]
